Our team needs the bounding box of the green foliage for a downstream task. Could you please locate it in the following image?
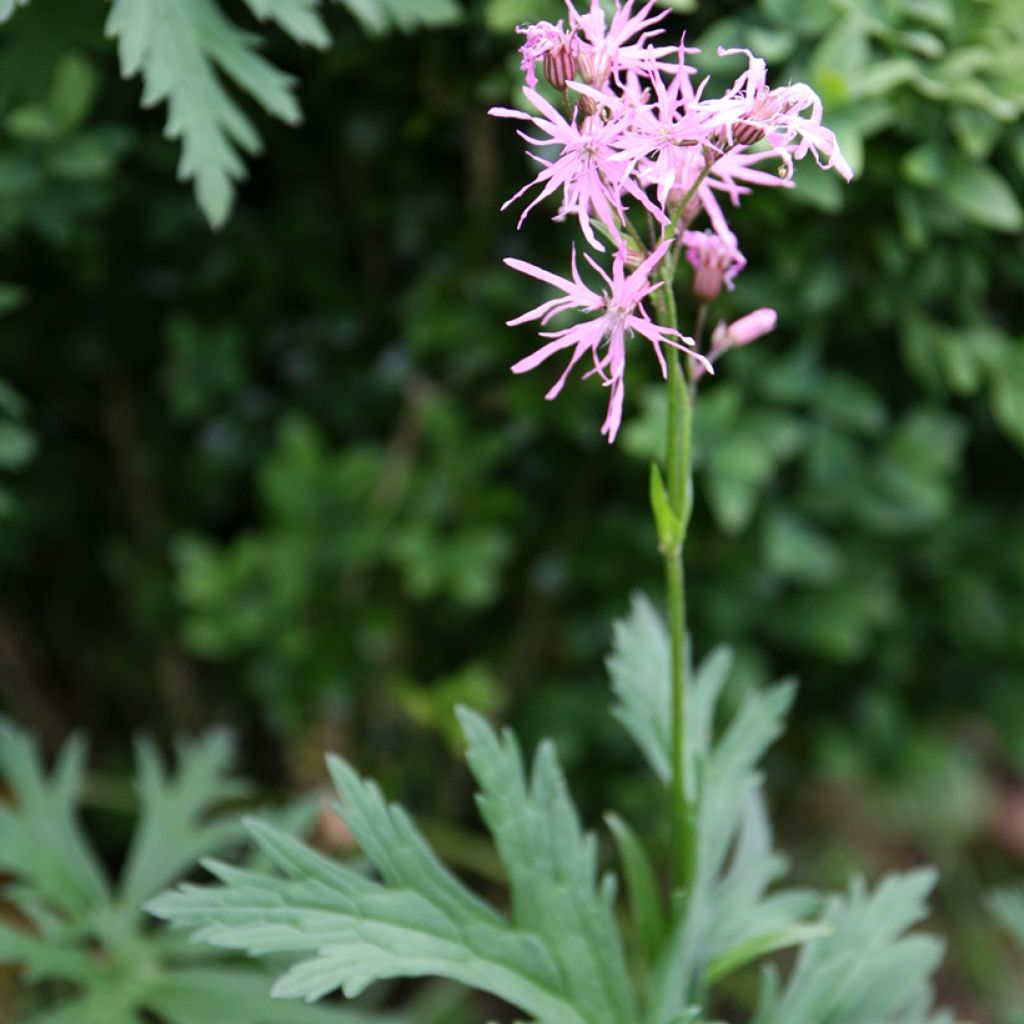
[105,0,305,228]
[0,718,381,1024]
[152,601,947,1024]
[174,412,515,733]
[0,0,1020,1010]
[98,0,464,225]
[989,885,1024,949]
[337,0,461,36]
[754,871,947,1024]
[0,377,34,520]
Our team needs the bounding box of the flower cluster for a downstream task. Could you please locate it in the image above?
[494,0,852,441]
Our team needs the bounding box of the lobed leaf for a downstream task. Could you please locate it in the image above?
[150,775,591,1024]
[753,869,946,1024]
[146,965,391,1024]
[0,718,109,918]
[116,731,249,920]
[241,0,332,49]
[458,707,637,1024]
[605,603,824,1021]
[104,0,305,227]
[0,717,313,1022]
[607,593,672,781]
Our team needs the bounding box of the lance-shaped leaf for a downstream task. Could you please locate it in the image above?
[604,811,667,965]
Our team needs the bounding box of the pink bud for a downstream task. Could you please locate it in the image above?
[726,307,777,347]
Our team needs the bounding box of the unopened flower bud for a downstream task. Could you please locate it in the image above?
[684,229,745,304]
[543,39,577,91]
[577,92,599,118]
[692,260,724,303]
[576,47,597,85]
[732,120,765,147]
[721,307,777,349]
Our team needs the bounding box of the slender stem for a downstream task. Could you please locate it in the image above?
[665,348,696,891]
[648,173,714,889]
[652,256,699,892]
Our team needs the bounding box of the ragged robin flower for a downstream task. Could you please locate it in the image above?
[505,242,709,442]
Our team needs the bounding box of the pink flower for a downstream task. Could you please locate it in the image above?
[683,229,746,302]
[506,241,708,441]
[568,0,674,86]
[517,20,576,90]
[490,87,647,250]
[711,47,853,181]
[608,49,714,205]
[695,307,778,380]
[712,307,778,353]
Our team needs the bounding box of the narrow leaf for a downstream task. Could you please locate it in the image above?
[649,462,681,550]
[706,921,832,984]
[604,811,667,963]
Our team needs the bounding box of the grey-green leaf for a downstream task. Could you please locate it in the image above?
[458,707,637,1024]
[604,811,667,964]
[0,718,109,917]
[706,922,831,984]
[150,774,587,1024]
[753,870,944,1024]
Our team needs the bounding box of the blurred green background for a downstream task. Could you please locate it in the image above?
[0,0,1022,1020]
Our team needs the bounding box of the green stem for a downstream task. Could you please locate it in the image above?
[648,169,715,889]
[652,257,699,892]
[665,348,695,891]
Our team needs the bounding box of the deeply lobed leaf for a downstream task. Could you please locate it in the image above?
[0,718,336,1024]
[150,777,595,1024]
[104,0,306,226]
[0,718,109,919]
[753,870,947,1024]
[459,707,636,1024]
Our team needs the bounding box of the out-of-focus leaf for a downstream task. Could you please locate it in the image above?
[105,0,305,226]
[939,157,1023,232]
[335,0,461,36]
[0,0,29,23]
[605,811,667,964]
[753,871,944,1024]
[988,885,1024,948]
